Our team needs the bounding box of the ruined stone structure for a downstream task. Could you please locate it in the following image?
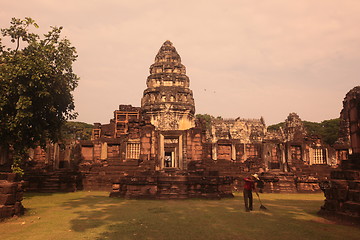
[0,173,24,220]
[320,86,360,220]
[202,112,334,193]
[79,41,233,199]
[74,41,335,197]
[0,40,340,198]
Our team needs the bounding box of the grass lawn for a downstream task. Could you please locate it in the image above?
[0,192,359,240]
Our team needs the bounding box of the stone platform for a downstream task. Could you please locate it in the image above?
[110,171,233,199]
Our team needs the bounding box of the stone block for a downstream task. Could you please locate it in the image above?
[331,179,349,189]
[344,171,360,180]
[6,173,18,182]
[16,191,23,202]
[0,194,16,205]
[14,202,24,215]
[343,201,360,217]
[0,182,17,194]
[322,199,339,211]
[348,190,360,202]
[349,180,360,190]
[330,171,345,179]
[141,138,151,144]
[335,189,348,201]
[0,205,15,219]
[195,146,202,151]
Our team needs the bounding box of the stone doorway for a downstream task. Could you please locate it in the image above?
[160,132,183,169]
[164,149,175,167]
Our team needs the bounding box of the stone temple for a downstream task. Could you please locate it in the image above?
[0,41,357,204]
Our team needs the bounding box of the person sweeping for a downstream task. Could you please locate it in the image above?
[243,174,259,212]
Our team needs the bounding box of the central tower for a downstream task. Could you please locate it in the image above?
[141,40,195,131]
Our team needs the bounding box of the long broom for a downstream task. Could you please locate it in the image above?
[255,192,268,210]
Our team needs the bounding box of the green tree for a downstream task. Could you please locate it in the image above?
[0,18,79,171]
[268,119,340,146]
[267,122,285,131]
[196,114,213,132]
[61,121,93,141]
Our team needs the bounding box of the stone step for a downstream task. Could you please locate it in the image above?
[348,190,360,202]
[343,201,360,217]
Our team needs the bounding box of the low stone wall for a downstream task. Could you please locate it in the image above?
[0,173,24,220]
[240,172,324,193]
[110,173,234,199]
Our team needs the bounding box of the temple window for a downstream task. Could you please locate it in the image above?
[313,148,326,164]
[126,142,140,159]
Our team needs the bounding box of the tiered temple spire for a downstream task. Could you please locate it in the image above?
[141,40,195,130]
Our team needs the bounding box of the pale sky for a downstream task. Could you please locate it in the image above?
[1,0,359,125]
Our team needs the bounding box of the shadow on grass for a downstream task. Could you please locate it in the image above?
[57,193,360,240]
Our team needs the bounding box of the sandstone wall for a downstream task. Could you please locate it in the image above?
[0,173,24,220]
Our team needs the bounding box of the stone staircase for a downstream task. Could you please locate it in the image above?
[24,170,78,192]
[79,157,147,191]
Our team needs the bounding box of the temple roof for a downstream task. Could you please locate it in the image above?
[141,41,195,130]
[154,40,182,64]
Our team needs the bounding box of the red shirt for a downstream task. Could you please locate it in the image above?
[243,178,255,190]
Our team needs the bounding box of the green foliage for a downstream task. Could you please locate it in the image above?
[61,121,93,140]
[0,18,79,167]
[268,119,340,146]
[267,122,285,131]
[303,119,340,146]
[11,158,24,177]
[196,114,213,131]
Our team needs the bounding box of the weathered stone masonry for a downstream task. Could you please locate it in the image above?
[320,86,360,220]
[0,40,345,198]
[0,173,24,220]
[75,41,337,197]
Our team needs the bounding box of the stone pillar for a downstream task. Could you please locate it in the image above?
[179,134,183,169]
[281,144,287,172]
[100,142,108,160]
[231,143,236,161]
[212,143,217,161]
[159,134,165,168]
[53,143,60,169]
[309,148,314,165]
